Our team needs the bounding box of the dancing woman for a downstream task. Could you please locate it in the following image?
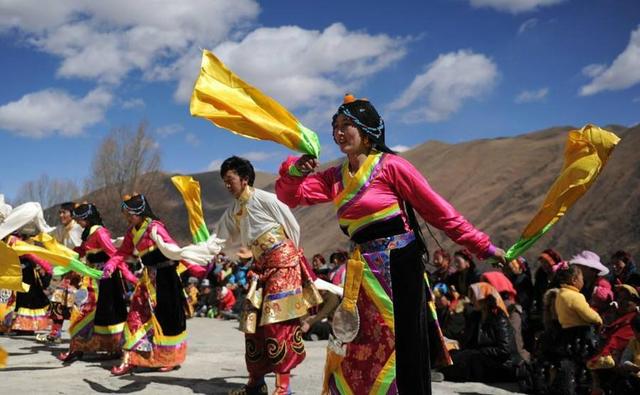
[58,203,128,363]
[276,94,505,394]
[109,194,188,375]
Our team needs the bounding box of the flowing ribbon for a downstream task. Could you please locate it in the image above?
[505,124,620,260]
[171,176,210,243]
[190,50,320,157]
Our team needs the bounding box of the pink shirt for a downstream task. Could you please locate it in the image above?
[276,153,495,258]
[77,226,117,258]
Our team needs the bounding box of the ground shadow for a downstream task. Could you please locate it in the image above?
[0,366,62,372]
[84,375,249,394]
[20,343,67,358]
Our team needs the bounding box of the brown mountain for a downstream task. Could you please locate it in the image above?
[63,124,638,264]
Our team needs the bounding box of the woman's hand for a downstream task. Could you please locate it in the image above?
[295,155,319,174]
[491,247,507,268]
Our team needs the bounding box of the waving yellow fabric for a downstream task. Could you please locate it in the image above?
[171,176,210,243]
[190,50,320,157]
[505,124,620,260]
[0,241,26,292]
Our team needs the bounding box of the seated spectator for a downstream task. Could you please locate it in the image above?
[195,279,217,318]
[431,249,455,285]
[301,291,340,341]
[311,253,331,281]
[533,249,563,305]
[328,251,348,287]
[441,282,522,383]
[217,286,237,320]
[610,250,640,287]
[433,282,467,343]
[504,256,534,313]
[482,271,530,362]
[570,251,613,313]
[555,262,602,360]
[589,284,640,368]
[615,314,640,392]
[448,249,481,298]
[186,277,199,318]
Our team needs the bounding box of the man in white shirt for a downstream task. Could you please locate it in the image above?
[52,202,83,249]
[37,202,83,343]
[215,156,322,395]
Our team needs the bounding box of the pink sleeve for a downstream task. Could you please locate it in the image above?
[151,221,178,246]
[104,229,134,278]
[184,261,207,279]
[385,155,495,258]
[95,227,118,257]
[275,156,337,208]
[25,253,53,275]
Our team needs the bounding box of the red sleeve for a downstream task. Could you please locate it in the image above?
[275,156,337,208]
[117,228,135,258]
[384,155,495,258]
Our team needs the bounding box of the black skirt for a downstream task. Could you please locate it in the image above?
[94,270,128,327]
[15,262,50,311]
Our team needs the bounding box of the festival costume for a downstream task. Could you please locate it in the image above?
[276,151,496,395]
[66,225,127,354]
[109,219,188,369]
[216,187,322,394]
[42,220,83,342]
[0,236,52,332]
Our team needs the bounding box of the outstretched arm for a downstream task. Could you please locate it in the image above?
[275,156,337,208]
[386,156,497,259]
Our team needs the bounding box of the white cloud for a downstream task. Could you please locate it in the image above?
[389,50,498,123]
[2,0,260,84]
[390,144,411,153]
[515,87,549,103]
[207,159,223,172]
[185,132,200,146]
[469,0,566,14]
[174,23,407,108]
[0,87,111,138]
[155,123,184,137]
[633,97,640,103]
[581,64,607,79]
[121,98,145,109]
[238,151,276,161]
[518,18,538,34]
[580,26,640,96]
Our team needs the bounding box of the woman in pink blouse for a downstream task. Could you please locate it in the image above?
[276,94,505,395]
[109,194,188,375]
[58,203,128,363]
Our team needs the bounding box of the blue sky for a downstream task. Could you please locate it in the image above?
[0,0,639,201]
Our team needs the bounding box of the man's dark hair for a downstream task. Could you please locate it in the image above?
[59,202,75,213]
[220,156,255,186]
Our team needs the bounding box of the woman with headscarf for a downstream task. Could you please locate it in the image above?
[440,282,522,383]
[481,271,530,362]
[276,94,505,394]
[448,248,481,298]
[610,250,640,288]
[108,194,188,375]
[57,203,129,363]
[533,249,563,313]
[504,256,534,313]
